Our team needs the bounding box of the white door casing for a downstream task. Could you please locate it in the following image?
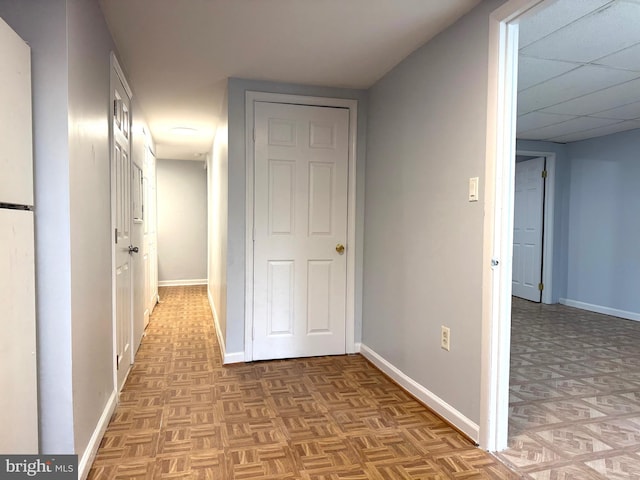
[146,147,159,313]
[481,0,549,452]
[131,161,145,352]
[245,92,358,363]
[110,54,133,392]
[252,102,349,360]
[512,157,544,302]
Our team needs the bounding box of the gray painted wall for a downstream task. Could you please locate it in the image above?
[516,139,570,303]
[362,0,503,425]
[157,159,208,282]
[0,0,151,462]
[226,78,368,354]
[67,0,119,459]
[565,129,640,314]
[0,0,74,453]
[208,88,228,343]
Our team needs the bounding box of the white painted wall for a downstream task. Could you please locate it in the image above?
[362,0,504,429]
[157,159,208,283]
[0,0,74,453]
[226,78,368,354]
[208,88,228,346]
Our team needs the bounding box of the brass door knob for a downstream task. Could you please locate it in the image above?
[336,244,345,254]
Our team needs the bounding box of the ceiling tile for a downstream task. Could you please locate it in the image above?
[517,56,579,91]
[540,76,640,116]
[517,116,621,140]
[548,120,640,142]
[517,65,639,115]
[516,111,577,132]
[520,2,640,63]
[594,41,640,71]
[518,0,612,48]
[591,99,640,119]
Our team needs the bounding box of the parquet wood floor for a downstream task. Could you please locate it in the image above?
[89,286,519,479]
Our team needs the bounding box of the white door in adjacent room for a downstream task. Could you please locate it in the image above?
[253,101,349,360]
[512,156,545,302]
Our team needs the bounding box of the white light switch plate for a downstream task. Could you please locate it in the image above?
[469,177,479,202]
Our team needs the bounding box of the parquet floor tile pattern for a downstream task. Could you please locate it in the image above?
[89,286,518,479]
[498,298,640,479]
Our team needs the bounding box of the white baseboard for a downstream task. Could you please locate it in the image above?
[158,278,207,287]
[224,351,245,364]
[354,342,362,353]
[206,288,244,365]
[208,288,226,365]
[78,391,117,480]
[559,298,640,322]
[359,343,479,442]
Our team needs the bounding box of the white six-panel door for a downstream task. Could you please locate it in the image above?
[253,102,349,360]
[112,66,133,392]
[512,157,545,302]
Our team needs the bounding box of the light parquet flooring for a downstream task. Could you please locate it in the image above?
[89,286,518,480]
[498,298,640,479]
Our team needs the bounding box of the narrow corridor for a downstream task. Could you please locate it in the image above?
[89,286,517,479]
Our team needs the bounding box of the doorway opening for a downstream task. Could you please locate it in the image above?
[484,0,640,476]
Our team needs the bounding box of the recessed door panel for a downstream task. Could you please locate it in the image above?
[269,160,295,235]
[310,122,336,149]
[308,162,334,235]
[269,118,297,146]
[307,260,332,334]
[268,261,295,336]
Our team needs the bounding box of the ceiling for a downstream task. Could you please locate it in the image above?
[516,0,640,143]
[99,0,481,160]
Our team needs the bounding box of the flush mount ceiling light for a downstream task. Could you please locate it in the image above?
[170,126,199,136]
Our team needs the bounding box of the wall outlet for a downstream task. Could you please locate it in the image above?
[441,326,450,351]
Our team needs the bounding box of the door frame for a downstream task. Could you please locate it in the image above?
[480,0,551,451]
[109,52,134,391]
[244,91,358,362]
[515,150,555,304]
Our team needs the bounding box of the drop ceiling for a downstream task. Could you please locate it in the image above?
[99,0,481,160]
[517,0,640,143]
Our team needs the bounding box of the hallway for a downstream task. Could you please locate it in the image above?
[89,286,516,479]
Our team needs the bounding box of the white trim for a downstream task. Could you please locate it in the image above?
[354,342,362,353]
[481,0,550,452]
[516,150,556,304]
[109,52,134,393]
[158,278,207,287]
[208,287,245,364]
[559,298,640,322]
[224,351,246,364]
[244,91,358,362]
[360,344,479,441]
[110,52,132,99]
[78,391,117,480]
[208,288,226,363]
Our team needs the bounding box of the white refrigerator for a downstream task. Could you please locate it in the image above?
[0,17,38,453]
